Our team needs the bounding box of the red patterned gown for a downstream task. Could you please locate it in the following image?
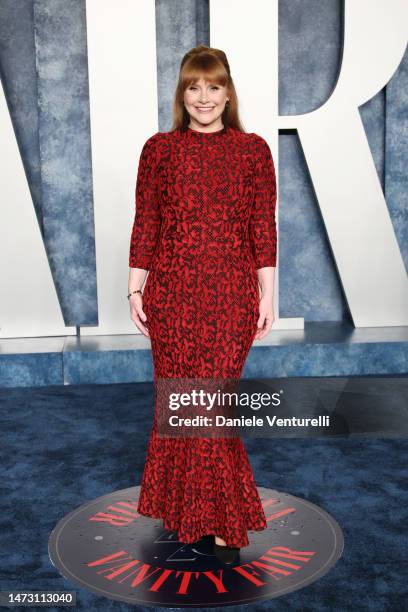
[129,125,277,548]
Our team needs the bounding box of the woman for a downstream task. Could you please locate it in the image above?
[128,45,277,564]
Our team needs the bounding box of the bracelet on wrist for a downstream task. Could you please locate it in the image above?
[127,289,143,300]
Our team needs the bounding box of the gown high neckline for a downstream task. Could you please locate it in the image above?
[184,125,228,137]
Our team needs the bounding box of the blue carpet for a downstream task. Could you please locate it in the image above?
[0,382,406,611]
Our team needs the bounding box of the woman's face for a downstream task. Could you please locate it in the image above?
[183,77,229,128]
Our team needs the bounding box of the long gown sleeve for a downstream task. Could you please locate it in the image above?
[128,134,161,270]
[248,136,278,269]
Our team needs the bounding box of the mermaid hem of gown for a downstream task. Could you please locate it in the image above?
[136,503,267,549]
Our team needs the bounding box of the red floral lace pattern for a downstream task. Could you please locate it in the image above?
[129,126,277,547]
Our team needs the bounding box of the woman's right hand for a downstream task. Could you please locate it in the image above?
[129,293,150,337]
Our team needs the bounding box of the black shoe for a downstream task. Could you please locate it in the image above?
[213,540,240,564]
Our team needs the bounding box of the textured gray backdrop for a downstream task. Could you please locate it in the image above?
[0,0,406,328]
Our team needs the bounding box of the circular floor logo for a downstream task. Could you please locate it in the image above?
[48,486,344,607]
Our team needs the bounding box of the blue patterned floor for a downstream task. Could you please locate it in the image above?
[0,380,406,610]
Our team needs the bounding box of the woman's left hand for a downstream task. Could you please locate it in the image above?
[254,295,275,340]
